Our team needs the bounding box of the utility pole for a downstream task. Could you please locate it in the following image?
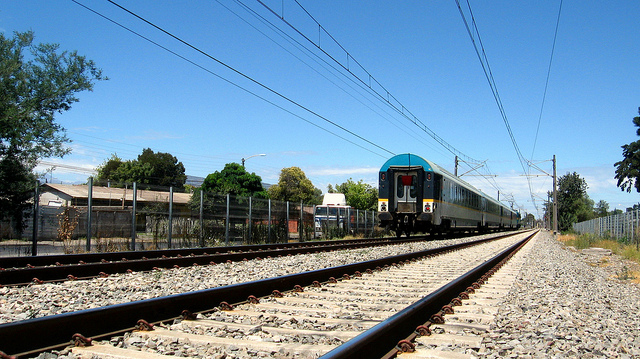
[553,155,558,234]
[547,193,551,230]
[454,156,459,176]
[523,155,558,234]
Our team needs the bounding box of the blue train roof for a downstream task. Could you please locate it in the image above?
[379,154,433,172]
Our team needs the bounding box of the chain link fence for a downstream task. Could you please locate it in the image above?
[1,181,378,256]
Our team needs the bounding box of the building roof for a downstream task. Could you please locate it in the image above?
[42,183,192,204]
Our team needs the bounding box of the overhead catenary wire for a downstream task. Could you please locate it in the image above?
[220,0,451,160]
[99,0,395,159]
[253,0,482,165]
[531,0,563,161]
[527,0,564,217]
[453,0,542,212]
[71,0,393,162]
[250,0,527,208]
[454,0,527,173]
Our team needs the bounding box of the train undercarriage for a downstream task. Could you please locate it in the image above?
[384,212,511,238]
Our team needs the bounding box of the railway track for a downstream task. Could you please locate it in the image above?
[0,236,433,286]
[394,230,536,359]
[0,230,535,358]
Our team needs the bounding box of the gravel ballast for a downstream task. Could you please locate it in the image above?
[3,231,640,358]
[481,231,640,358]
[0,236,483,324]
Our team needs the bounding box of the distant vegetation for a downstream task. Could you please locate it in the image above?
[328,179,378,211]
[614,107,640,193]
[94,149,187,191]
[268,167,322,205]
[559,233,640,280]
[546,108,640,232]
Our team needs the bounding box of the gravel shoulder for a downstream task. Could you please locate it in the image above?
[481,231,640,358]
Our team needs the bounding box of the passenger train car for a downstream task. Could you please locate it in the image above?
[378,154,520,236]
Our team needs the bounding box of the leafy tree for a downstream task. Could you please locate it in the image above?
[0,152,37,237]
[329,178,378,210]
[614,107,640,193]
[555,172,594,231]
[201,163,267,198]
[95,154,123,186]
[627,203,640,212]
[594,200,609,218]
[111,160,154,186]
[137,148,187,189]
[94,148,186,190]
[189,163,268,216]
[1,31,104,166]
[268,167,322,204]
[0,31,104,231]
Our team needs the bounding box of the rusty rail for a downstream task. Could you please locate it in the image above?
[0,236,429,286]
[320,230,537,359]
[0,231,530,357]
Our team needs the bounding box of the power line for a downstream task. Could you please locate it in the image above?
[220,0,451,160]
[526,0,563,216]
[38,160,97,174]
[71,0,393,160]
[253,0,482,164]
[453,0,545,215]
[248,0,523,207]
[531,0,563,160]
[454,0,527,173]
[102,0,395,158]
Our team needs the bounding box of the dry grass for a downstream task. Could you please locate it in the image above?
[559,232,640,283]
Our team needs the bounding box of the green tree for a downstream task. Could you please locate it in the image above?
[136,148,186,190]
[0,152,37,237]
[555,172,594,231]
[614,108,640,193]
[1,31,104,166]
[201,163,267,197]
[94,148,186,190]
[268,167,322,204]
[594,200,609,218]
[329,178,378,210]
[189,163,268,216]
[0,31,104,232]
[95,154,123,186]
[627,203,640,212]
[111,160,154,186]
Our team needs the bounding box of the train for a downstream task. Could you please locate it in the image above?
[377,154,520,237]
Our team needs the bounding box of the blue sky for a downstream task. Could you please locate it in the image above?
[1,0,639,219]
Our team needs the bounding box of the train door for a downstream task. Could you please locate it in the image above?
[432,173,442,225]
[394,171,418,213]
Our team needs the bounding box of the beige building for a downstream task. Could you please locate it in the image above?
[39,183,191,208]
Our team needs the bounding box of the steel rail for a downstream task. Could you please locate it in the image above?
[0,231,529,357]
[0,237,429,286]
[0,236,395,268]
[320,230,537,359]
